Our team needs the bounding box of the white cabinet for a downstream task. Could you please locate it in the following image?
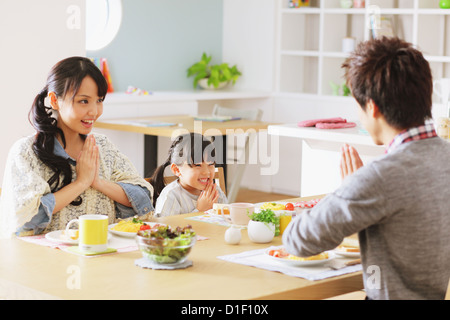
[276,0,450,103]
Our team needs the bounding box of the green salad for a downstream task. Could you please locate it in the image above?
[137,225,196,264]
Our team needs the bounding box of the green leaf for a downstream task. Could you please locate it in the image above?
[186,53,242,88]
[193,71,208,88]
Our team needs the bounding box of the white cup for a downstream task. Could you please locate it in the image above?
[222,203,254,226]
[433,78,450,104]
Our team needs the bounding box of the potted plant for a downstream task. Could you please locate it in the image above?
[187,53,242,90]
[247,209,280,243]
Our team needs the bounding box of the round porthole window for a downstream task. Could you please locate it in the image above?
[86,0,122,51]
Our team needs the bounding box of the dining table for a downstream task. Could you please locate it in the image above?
[0,196,363,301]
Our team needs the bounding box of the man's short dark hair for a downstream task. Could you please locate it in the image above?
[342,37,433,130]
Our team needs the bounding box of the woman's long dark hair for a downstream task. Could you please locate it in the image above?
[28,57,108,205]
[149,133,216,207]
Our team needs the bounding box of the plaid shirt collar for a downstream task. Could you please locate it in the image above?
[386,121,437,154]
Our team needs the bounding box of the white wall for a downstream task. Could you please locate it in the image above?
[222,0,279,193]
[222,0,276,93]
[0,0,86,185]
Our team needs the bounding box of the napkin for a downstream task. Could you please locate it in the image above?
[217,247,362,281]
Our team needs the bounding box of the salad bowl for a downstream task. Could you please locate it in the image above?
[136,225,196,264]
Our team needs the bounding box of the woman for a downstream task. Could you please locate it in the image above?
[0,57,153,238]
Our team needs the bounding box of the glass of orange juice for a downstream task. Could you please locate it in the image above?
[279,211,292,235]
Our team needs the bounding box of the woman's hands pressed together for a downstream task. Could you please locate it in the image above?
[53,135,132,214]
[76,135,99,189]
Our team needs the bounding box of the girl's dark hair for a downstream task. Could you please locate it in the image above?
[149,133,216,207]
[28,56,108,205]
[342,37,433,130]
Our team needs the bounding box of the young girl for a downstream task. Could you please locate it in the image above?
[151,133,227,216]
[0,57,153,238]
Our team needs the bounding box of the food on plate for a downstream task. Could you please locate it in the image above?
[284,203,294,211]
[260,202,286,211]
[136,225,196,264]
[336,246,360,253]
[268,248,329,261]
[287,252,329,261]
[60,229,79,240]
[111,218,159,233]
[213,203,230,215]
[336,237,360,252]
[294,199,321,209]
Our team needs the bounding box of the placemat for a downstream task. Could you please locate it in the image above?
[19,233,209,257]
[19,233,139,256]
[217,246,362,281]
[186,213,247,229]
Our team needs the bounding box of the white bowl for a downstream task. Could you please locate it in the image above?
[247,220,275,243]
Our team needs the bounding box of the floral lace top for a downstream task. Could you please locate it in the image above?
[0,133,153,237]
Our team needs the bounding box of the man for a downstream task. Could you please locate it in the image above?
[283,37,450,300]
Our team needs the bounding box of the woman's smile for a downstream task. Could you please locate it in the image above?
[81,119,95,128]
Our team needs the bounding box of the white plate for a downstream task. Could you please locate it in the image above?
[265,249,335,267]
[333,249,360,258]
[45,230,112,244]
[45,230,78,245]
[108,222,164,238]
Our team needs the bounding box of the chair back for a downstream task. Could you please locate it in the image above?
[212,104,262,121]
[211,104,263,202]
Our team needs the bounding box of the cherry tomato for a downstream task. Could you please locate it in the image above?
[139,224,151,231]
[285,203,294,211]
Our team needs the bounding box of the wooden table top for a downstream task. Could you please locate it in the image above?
[0,196,363,300]
[95,115,274,138]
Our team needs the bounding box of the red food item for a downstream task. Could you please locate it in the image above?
[139,224,151,231]
[268,249,289,258]
[315,122,357,129]
[285,203,294,211]
[295,199,321,209]
[298,117,347,128]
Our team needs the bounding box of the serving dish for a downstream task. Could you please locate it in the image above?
[108,222,163,238]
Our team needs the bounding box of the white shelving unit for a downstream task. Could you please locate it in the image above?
[275,0,450,102]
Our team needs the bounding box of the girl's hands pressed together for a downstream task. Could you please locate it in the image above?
[197,179,219,212]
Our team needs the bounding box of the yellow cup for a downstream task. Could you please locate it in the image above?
[66,215,108,252]
[279,212,292,235]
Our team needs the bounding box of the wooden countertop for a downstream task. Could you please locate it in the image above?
[95,114,274,138]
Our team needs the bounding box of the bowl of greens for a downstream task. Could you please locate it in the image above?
[136,225,196,264]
